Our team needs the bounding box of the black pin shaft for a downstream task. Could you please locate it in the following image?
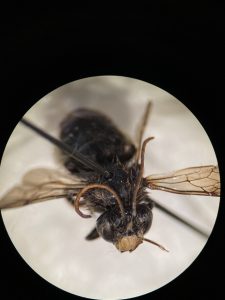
[154,201,209,238]
[20,118,108,176]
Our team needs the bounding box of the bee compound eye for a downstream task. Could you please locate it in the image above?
[135,204,153,234]
[96,213,115,243]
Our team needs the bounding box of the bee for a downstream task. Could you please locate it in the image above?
[0,102,220,253]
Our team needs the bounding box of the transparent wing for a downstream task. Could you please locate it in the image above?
[146,165,220,196]
[0,168,87,209]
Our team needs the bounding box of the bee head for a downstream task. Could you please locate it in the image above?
[96,203,168,252]
[96,203,153,252]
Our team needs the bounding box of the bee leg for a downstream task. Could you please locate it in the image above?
[85,227,100,240]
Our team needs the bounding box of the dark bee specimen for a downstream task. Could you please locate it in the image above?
[0,103,220,252]
[59,107,157,252]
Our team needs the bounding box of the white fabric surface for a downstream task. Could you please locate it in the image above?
[0,76,219,299]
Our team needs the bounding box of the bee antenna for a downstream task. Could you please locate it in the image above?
[132,137,154,216]
[136,101,152,162]
[74,183,125,218]
[143,237,169,252]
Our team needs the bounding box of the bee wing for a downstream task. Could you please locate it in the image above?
[146,165,220,197]
[0,168,87,209]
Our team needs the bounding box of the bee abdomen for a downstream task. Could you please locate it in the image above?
[60,108,136,174]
